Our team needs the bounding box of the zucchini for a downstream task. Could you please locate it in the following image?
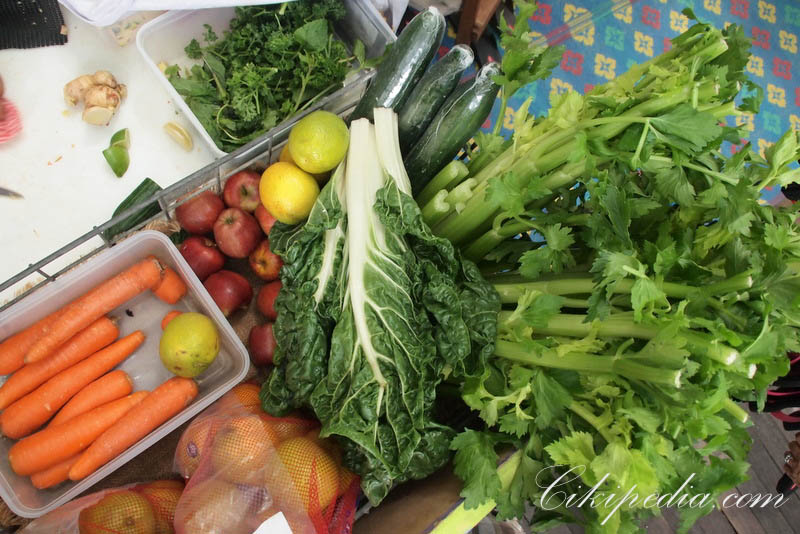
[350,7,445,122]
[397,44,474,153]
[405,62,502,195]
[103,178,163,241]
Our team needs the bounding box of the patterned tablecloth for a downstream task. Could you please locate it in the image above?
[459,0,799,205]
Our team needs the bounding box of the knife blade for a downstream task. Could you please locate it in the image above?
[0,186,23,199]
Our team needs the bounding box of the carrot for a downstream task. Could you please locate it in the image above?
[0,311,63,375]
[161,310,182,330]
[30,454,81,489]
[48,370,132,427]
[8,391,148,476]
[69,377,198,481]
[1,331,145,439]
[152,267,187,305]
[0,317,119,410]
[25,257,163,364]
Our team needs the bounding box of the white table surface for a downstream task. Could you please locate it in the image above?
[0,10,216,304]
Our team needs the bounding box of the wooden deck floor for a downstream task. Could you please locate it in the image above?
[544,411,800,534]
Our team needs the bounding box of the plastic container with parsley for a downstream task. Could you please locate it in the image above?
[136,0,394,156]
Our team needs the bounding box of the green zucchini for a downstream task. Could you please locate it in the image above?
[405,62,502,195]
[350,7,445,122]
[397,44,474,153]
[103,178,163,241]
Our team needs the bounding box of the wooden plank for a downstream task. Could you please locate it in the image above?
[693,510,737,534]
[660,506,708,533]
[643,515,673,534]
[743,422,800,529]
[719,488,769,534]
[750,412,795,468]
[747,412,800,509]
[662,506,687,531]
[727,473,793,534]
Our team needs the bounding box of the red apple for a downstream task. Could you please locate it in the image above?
[248,323,276,366]
[249,239,283,281]
[179,236,225,281]
[204,270,253,316]
[223,170,261,212]
[213,208,262,258]
[256,281,281,321]
[176,191,225,234]
[254,204,277,236]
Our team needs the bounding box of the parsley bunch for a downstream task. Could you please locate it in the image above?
[166,1,352,152]
[424,6,800,533]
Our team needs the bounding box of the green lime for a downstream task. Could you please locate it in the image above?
[109,128,131,149]
[159,312,220,378]
[287,110,349,174]
[103,146,130,178]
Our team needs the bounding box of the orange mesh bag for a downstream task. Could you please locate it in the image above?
[172,383,360,534]
[17,479,184,534]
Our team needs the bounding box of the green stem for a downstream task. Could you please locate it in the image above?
[705,271,753,294]
[463,211,590,262]
[631,120,651,167]
[722,398,749,424]
[493,89,510,136]
[498,312,739,366]
[568,401,615,443]
[463,221,535,261]
[434,82,720,245]
[702,100,741,119]
[493,277,694,302]
[416,160,469,207]
[421,190,450,227]
[559,297,591,308]
[670,158,739,186]
[496,339,612,373]
[446,178,478,208]
[494,340,679,386]
[520,312,660,339]
[492,272,752,303]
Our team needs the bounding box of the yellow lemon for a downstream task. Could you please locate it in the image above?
[159,312,220,378]
[260,162,320,224]
[287,110,349,174]
[278,145,294,164]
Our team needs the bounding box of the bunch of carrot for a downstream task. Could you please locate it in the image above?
[0,257,196,489]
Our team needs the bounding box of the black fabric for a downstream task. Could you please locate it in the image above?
[783,183,800,202]
[0,0,68,50]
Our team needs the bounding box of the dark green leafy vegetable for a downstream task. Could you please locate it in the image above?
[166,2,354,152]
[261,109,499,506]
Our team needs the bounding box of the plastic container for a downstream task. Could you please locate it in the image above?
[0,231,249,518]
[136,1,394,157]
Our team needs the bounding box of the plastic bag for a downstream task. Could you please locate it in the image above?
[172,383,360,534]
[19,479,184,534]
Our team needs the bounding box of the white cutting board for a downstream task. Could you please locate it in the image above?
[0,9,216,302]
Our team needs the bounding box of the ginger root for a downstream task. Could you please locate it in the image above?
[63,70,126,126]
